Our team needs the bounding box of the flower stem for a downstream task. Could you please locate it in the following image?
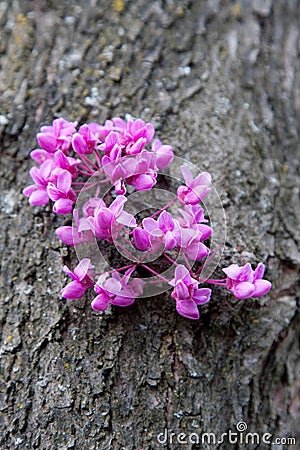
[73,181,100,194]
[196,277,226,285]
[195,243,223,275]
[163,252,179,266]
[182,252,192,272]
[78,167,95,177]
[94,149,102,167]
[104,264,137,276]
[115,239,139,263]
[140,264,170,283]
[148,197,177,219]
[81,154,100,171]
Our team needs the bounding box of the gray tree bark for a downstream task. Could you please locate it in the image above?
[0,1,299,449]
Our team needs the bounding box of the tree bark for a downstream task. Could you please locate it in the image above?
[0,1,299,449]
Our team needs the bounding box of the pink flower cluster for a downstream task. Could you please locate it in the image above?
[24,116,272,320]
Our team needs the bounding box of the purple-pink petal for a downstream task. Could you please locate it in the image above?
[30,149,52,164]
[74,258,94,281]
[180,166,193,186]
[61,280,86,299]
[112,294,135,307]
[176,299,199,320]
[23,185,37,198]
[223,264,240,279]
[193,288,211,305]
[56,226,79,246]
[116,210,137,227]
[105,278,122,295]
[197,224,213,240]
[37,133,57,152]
[29,189,49,206]
[164,231,177,250]
[57,170,72,193]
[232,282,255,300]
[132,173,157,191]
[62,265,76,280]
[53,198,74,214]
[172,282,190,300]
[91,293,110,311]
[47,183,62,201]
[133,228,151,251]
[142,218,163,236]
[253,262,265,281]
[109,195,127,216]
[252,279,272,298]
[158,211,174,232]
[72,133,87,154]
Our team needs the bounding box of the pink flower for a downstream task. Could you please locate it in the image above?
[133,227,151,251]
[56,208,94,246]
[88,196,136,241]
[61,258,95,299]
[112,117,155,155]
[99,131,122,157]
[82,197,106,218]
[99,117,154,158]
[126,150,157,191]
[30,149,53,164]
[23,159,56,206]
[47,170,77,214]
[72,124,100,155]
[222,262,272,300]
[177,166,211,205]
[92,119,115,142]
[178,204,213,240]
[169,265,211,320]
[37,118,77,153]
[101,154,128,195]
[143,211,179,250]
[91,270,144,311]
[175,227,210,261]
[53,150,81,179]
[102,151,157,194]
[151,139,174,170]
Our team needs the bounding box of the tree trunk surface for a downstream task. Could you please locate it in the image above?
[0,1,299,449]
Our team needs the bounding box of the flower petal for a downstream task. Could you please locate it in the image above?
[112,294,135,307]
[61,280,86,299]
[53,198,74,214]
[193,288,211,305]
[104,278,122,295]
[253,262,265,281]
[37,133,57,152]
[23,185,36,198]
[142,218,162,236]
[232,282,255,300]
[180,165,193,186]
[176,299,199,320]
[91,293,110,311]
[74,258,94,281]
[29,189,50,206]
[72,133,87,154]
[56,226,78,246]
[57,170,72,193]
[47,183,62,201]
[133,228,151,251]
[252,279,272,298]
[117,211,137,227]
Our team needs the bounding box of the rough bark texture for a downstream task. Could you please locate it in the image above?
[0,1,299,449]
